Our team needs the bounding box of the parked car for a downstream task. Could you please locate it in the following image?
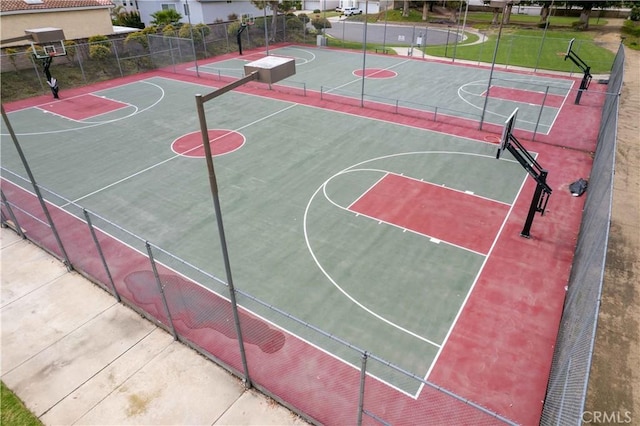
[343,7,363,16]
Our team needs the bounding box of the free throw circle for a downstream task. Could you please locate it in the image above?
[352,68,397,79]
[172,129,245,158]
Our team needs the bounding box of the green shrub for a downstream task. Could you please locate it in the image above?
[310,17,331,30]
[63,40,77,62]
[162,24,177,37]
[313,9,321,14]
[622,20,640,37]
[4,48,20,71]
[113,11,145,28]
[151,9,182,26]
[195,23,211,37]
[630,6,640,21]
[227,21,242,36]
[88,35,110,47]
[142,25,158,34]
[286,17,304,31]
[89,44,112,60]
[125,31,149,50]
[298,13,310,24]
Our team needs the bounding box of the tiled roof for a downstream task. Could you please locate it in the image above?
[1,0,114,13]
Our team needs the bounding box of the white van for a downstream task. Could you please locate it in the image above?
[343,7,363,16]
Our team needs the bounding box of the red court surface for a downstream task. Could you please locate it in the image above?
[352,68,398,79]
[37,93,128,120]
[171,129,245,157]
[2,45,603,425]
[488,85,566,108]
[349,173,510,255]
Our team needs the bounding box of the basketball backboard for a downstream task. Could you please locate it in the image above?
[25,27,66,59]
[566,38,575,57]
[497,108,518,159]
[244,56,296,84]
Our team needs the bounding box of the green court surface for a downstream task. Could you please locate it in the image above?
[195,46,574,134]
[1,76,531,393]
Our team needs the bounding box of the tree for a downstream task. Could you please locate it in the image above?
[564,1,625,30]
[403,0,410,18]
[575,1,594,29]
[538,0,553,26]
[150,9,182,26]
[250,0,284,42]
[113,11,145,29]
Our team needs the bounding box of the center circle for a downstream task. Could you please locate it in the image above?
[352,68,398,79]
[171,129,245,158]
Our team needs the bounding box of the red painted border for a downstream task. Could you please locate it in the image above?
[2,45,601,424]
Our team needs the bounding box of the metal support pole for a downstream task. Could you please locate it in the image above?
[146,242,178,339]
[479,3,506,130]
[520,171,548,238]
[357,351,368,425]
[112,40,124,77]
[185,0,200,77]
[84,209,120,302]
[264,3,270,55]
[532,86,550,141]
[534,0,554,72]
[382,1,388,52]
[1,104,72,270]
[195,77,258,388]
[452,0,464,61]
[360,0,369,107]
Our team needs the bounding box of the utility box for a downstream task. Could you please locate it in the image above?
[317,35,327,47]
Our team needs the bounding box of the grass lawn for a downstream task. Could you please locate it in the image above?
[424,28,616,73]
[1,381,42,426]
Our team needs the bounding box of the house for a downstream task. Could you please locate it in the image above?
[1,0,115,46]
[135,0,268,26]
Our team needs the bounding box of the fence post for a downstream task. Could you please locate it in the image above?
[0,190,25,239]
[76,46,87,83]
[357,351,368,426]
[84,209,121,302]
[29,55,46,93]
[1,105,72,271]
[532,86,550,141]
[111,40,124,78]
[146,242,178,340]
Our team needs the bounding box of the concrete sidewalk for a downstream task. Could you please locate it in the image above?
[0,227,307,425]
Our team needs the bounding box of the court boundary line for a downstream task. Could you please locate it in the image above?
[421,161,530,387]
[2,81,166,137]
[1,174,423,399]
[65,102,298,206]
[305,151,524,355]
[7,74,534,360]
[34,94,137,124]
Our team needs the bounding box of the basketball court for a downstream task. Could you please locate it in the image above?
[0,42,607,425]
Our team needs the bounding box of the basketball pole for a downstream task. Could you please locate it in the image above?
[194,73,260,390]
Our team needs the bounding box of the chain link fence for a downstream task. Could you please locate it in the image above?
[0,21,624,424]
[1,168,516,425]
[540,44,625,425]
